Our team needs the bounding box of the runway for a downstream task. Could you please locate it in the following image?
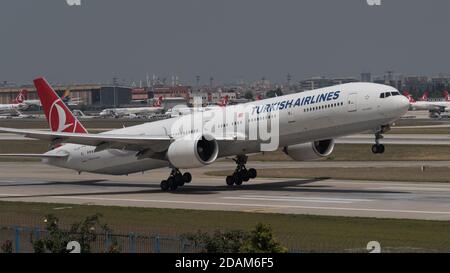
[0,162,450,221]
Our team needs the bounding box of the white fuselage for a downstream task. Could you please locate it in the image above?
[410,100,450,112]
[99,107,163,117]
[44,83,409,175]
[0,103,25,115]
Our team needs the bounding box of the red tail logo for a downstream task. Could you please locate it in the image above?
[443,90,450,102]
[33,78,88,134]
[419,91,429,101]
[153,96,163,107]
[218,95,229,107]
[403,91,415,103]
[15,89,27,104]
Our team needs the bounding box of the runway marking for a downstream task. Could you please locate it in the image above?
[223,195,373,204]
[240,195,373,202]
[369,187,450,192]
[11,195,450,216]
[223,197,352,204]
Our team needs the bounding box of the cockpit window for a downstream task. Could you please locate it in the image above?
[380,91,400,98]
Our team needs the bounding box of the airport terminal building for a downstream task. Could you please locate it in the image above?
[0,84,135,107]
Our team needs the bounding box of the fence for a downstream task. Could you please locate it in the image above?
[0,225,203,253]
[0,225,436,253]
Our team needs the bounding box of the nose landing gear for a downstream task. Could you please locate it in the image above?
[160,168,192,191]
[372,126,389,154]
[226,155,257,187]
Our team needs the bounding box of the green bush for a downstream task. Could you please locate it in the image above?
[32,213,116,253]
[183,223,287,253]
[240,223,287,253]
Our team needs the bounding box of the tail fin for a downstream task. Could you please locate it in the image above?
[15,89,27,104]
[218,95,229,107]
[419,91,429,101]
[402,91,415,103]
[443,90,450,101]
[153,96,163,107]
[33,77,88,134]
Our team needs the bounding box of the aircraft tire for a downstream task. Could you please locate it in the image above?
[233,173,243,186]
[240,170,250,182]
[160,180,169,191]
[182,172,192,183]
[248,168,257,179]
[168,177,178,191]
[226,176,234,186]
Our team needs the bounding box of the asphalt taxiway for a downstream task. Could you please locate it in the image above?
[0,162,450,220]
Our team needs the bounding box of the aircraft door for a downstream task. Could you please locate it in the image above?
[347,93,357,112]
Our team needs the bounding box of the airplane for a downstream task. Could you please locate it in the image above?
[167,95,230,117]
[0,91,29,115]
[0,77,410,191]
[62,89,83,106]
[404,90,450,113]
[16,89,41,107]
[72,110,98,119]
[99,96,164,118]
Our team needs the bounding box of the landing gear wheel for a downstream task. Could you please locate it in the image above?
[233,173,243,186]
[371,144,385,154]
[226,155,257,187]
[240,170,250,182]
[371,144,378,154]
[168,177,178,191]
[174,174,184,186]
[226,176,234,186]
[248,168,257,179]
[160,180,169,191]
[182,172,192,183]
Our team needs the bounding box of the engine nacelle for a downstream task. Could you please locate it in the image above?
[167,134,219,168]
[283,139,335,161]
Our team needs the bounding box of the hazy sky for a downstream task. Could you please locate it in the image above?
[1,0,449,85]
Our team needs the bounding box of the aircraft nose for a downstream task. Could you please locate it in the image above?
[399,95,410,111]
[394,94,410,117]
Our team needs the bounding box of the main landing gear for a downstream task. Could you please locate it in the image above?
[226,155,257,187]
[160,168,192,191]
[371,128,388,154]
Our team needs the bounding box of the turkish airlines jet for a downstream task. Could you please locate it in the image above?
[15,89,41,107]
[167,96,229,117]
[99,96,164,118]
[0,77,410,191]
[404,91,450,112]
[0,90,29,115]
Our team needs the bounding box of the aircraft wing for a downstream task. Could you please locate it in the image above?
[0,127,172,152]
[0,153,69,158]
[336,134,450,146]
[0,127,241,154]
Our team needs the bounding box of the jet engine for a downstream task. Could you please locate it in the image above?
[167,134,219,168]
[283,139,335,161]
